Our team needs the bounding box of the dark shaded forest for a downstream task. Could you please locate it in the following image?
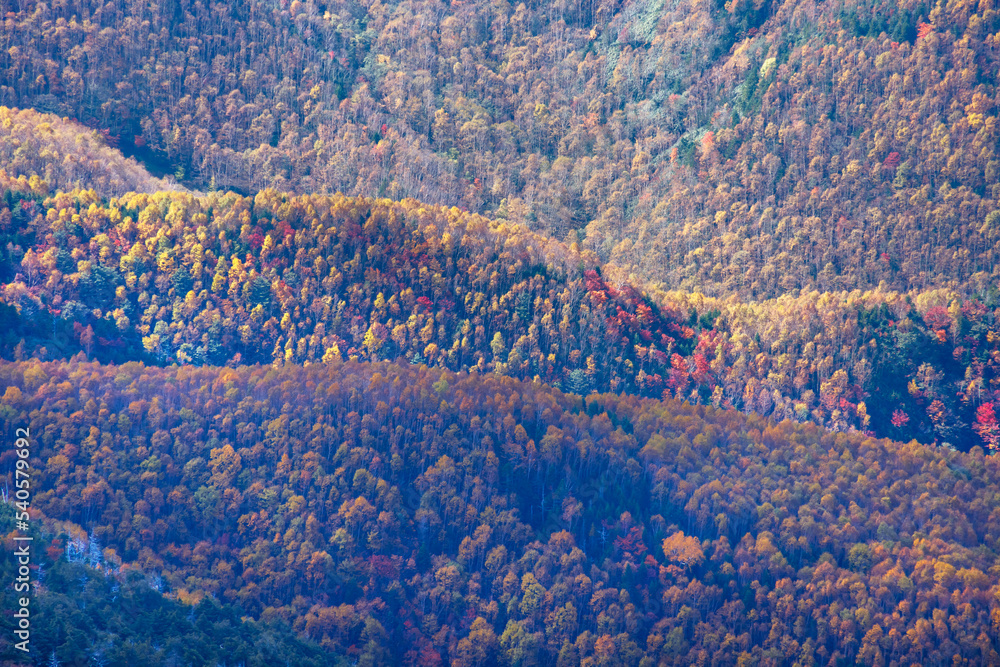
[3,358,1000,664]
[0,504,334,666]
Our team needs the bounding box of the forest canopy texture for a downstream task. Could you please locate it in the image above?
[1,0,1000,662]
[0,0,997,296]
[3,358,1000,665]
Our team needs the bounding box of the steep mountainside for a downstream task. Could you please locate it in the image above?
[2,0,1000,662]
[4,184,1000,448]
[1,0,996,296]
[0,106,179,196]
[0,505,333,666]
[3,358,1000,665]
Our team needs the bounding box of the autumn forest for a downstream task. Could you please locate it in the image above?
[1,0,1000,663]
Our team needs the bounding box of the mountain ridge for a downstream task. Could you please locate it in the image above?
[1,0,996,297]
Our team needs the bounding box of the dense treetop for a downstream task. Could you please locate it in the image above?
[0,0,996,296]
[0,106,180,196]
[2,357,1000,664]
[0,504,334,666]
[2,0,1000,660]
[3,184,1000,449]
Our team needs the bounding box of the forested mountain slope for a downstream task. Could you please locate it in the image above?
[4,183,1000,448]
[2,0,1000,662]
[0,106,179,196]
[1,0,996,296]
[2,358,1000,665]
[0,505,334,666]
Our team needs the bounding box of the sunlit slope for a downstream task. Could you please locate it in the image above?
[4,185,1000,446]
[0,107,179,196]
[1,0,995,296]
